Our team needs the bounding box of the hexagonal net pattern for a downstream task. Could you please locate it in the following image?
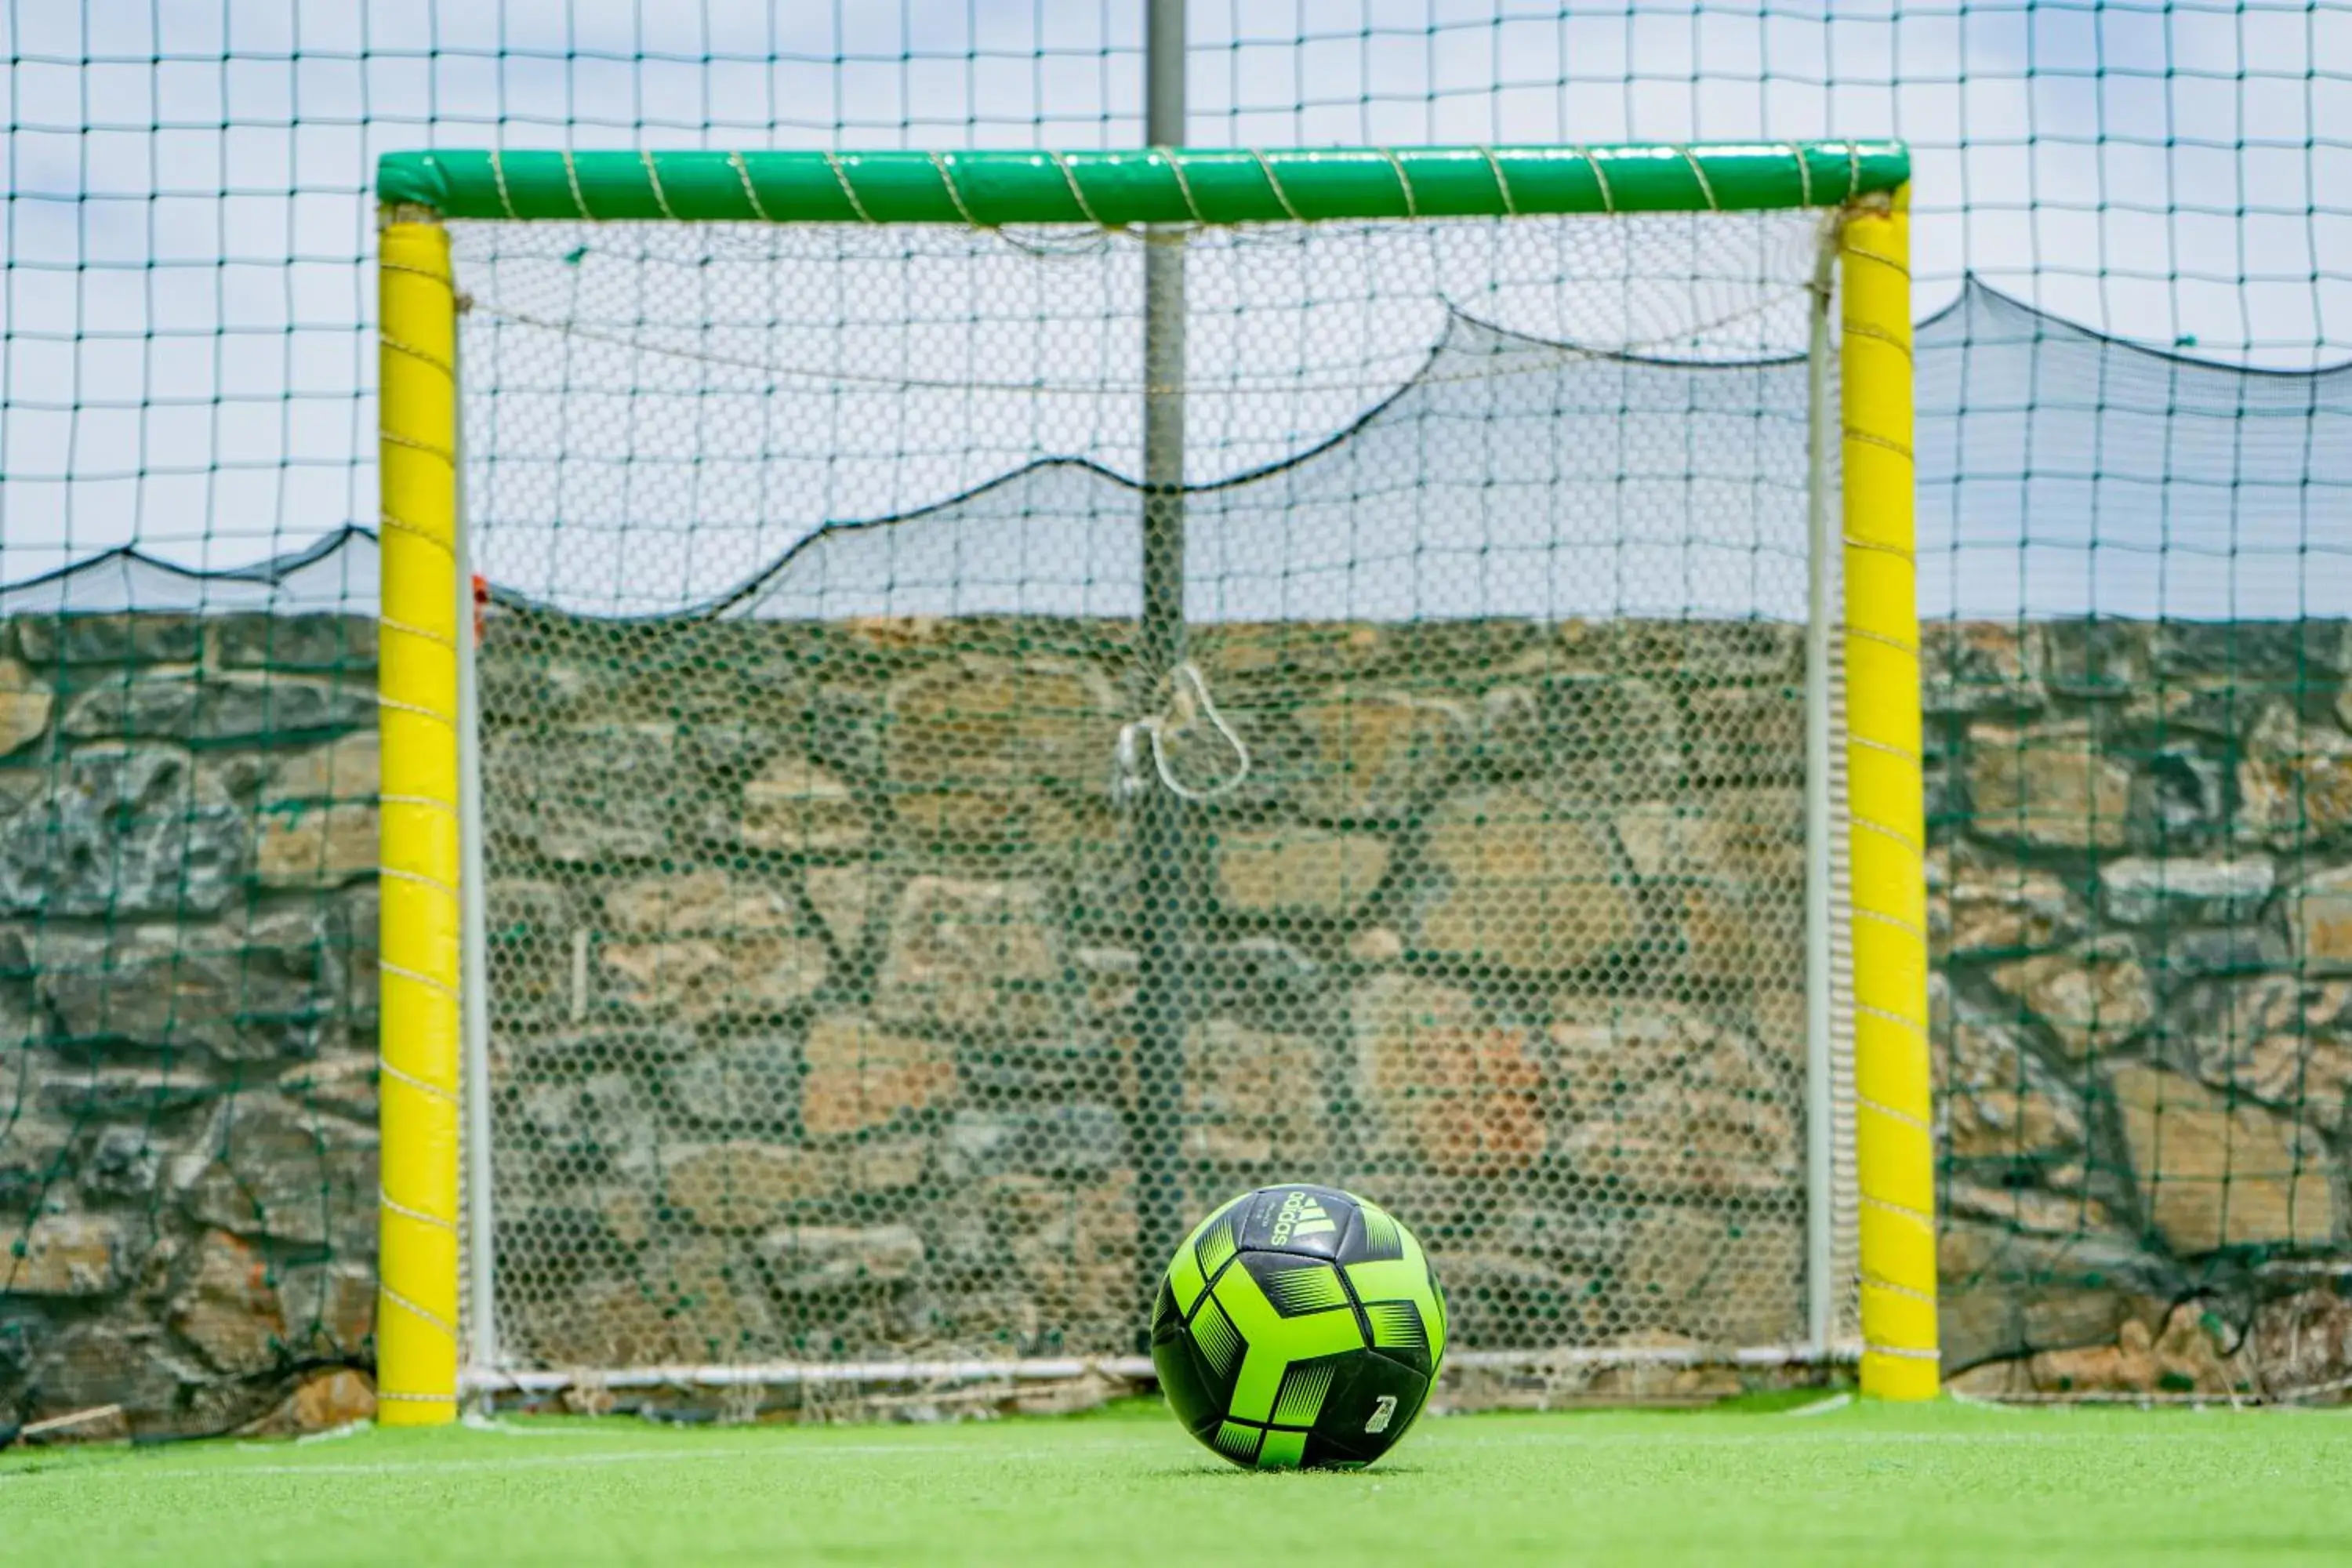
[445,209,1860,1392]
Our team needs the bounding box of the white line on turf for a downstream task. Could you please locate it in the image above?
[1440,1428,2283,1450]
[459,1414,614,1437]
[0,1439,1174,1486]
[10,1414,2324,1490]
[289,1421,370,1446]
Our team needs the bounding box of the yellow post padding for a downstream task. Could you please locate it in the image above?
[376,214,462,1425]
[1841,187,1939,1400]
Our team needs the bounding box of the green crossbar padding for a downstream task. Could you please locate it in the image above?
[376,143,1908,225]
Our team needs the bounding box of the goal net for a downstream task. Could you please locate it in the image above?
[373,146,1922,1412]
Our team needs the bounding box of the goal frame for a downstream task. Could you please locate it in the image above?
[372,143,1929,1423]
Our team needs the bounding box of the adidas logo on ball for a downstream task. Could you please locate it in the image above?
[1269,1191,1338,1246]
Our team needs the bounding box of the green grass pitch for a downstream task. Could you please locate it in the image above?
[5,1398,2350,1566]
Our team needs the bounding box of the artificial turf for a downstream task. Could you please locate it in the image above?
[4,1396,2350,1566]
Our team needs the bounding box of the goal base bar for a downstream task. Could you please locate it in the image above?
[460,1345,1863,1396]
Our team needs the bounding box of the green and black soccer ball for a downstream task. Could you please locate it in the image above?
[1151,1185,1446,1470]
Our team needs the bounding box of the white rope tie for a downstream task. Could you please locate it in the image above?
[1678,144,1721,211]
[1114,662,1251,805]
[379,1283,458,1339]
[1157,146,1205,224]
[822,151,877,223]
[561,147,590,220]
[379,1185,458,1230]
[1047,150,1107,227]
[489,149,518,220]
[728,151,772,221]
[1377,146,1421,218]
[641,149,678,220]
[1865,1341,1942,1362]
[928,151,985,228]
[1578,145,1616,213]
[1248,148,1305,222]
[1476,146,1519,216]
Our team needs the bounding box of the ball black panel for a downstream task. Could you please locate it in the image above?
[1359,1298,1436,1378]
[1236,1249,1357,1319]
[1335,1196,1407,1265]
[1301,1348,1433,1468]
[1228,1184,1359,1261]
[1150,1284,1232,1439]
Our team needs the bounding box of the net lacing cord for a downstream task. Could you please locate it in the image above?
[1114,662,1251,805]
[1153,144,1207,225]
[561,147,593,220]
[1047,150,1109,227]
[1576,146,1616,214]
[488,148,520,221]
[1377,147,1422,219]
[1247,148,1306,222]
[822,151,879,223]
[1675,144,1722,212]
[641,147,680,221]
[727,151,775,221]
[466,282,1816,398]
[908,149,1122,259]
[927,151,986,229]
[462,141,1822,387]
[1475,147,1521,216]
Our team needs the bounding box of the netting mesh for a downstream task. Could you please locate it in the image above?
[447,210,1853,1377]
[2,0,2347,1446]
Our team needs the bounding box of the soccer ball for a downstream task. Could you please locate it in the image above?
[1150,1185,1446,1470]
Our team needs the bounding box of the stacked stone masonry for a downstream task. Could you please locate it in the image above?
[0,612,381,1439]
[2,609,2348,1435]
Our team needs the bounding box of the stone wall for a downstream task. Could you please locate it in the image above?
[467,608,1823,1383]
[3,608,2350,1436]
[1928,619,2352,1399]
[0,613,381,1438]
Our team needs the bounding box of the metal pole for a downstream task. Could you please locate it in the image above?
[1801,227,1837,1359]
[452,328,501,1406]
[1142,2,1186,677]
[1133,0,1191,1334]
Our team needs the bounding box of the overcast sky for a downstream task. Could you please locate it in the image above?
[2,0,2347,600]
